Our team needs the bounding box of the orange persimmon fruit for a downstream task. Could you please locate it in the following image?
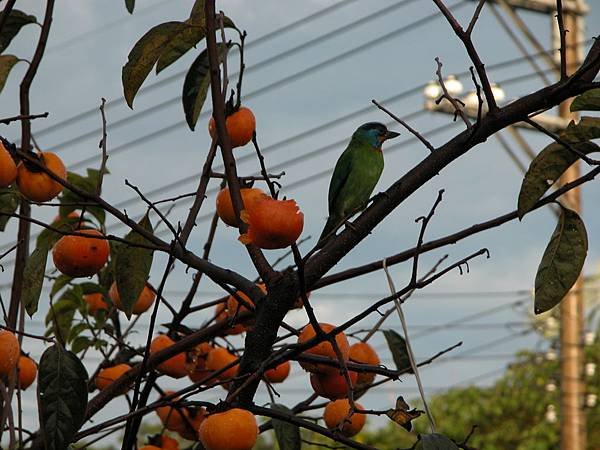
[0,330,20,376]
[150,335,190,379]
[264,360,291,384]
[0,141,17,188]
[349,341,380,385]
[16,152,66,202]
[323,399,366,437]
[199,408,258,450]
[52,229,110,277]
[239,197,304,249]
[208,106,256,148]
[94,363,131,392]
[310,370,358,400]
[109,281,156,315]
[297,323,350,374]
[216,187,268,227]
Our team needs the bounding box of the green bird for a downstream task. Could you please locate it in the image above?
[319,122,400,243]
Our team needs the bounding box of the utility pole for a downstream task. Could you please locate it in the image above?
[555,4,586,449]
[436,1,590,448]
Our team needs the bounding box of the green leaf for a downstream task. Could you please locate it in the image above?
[38,345,88,450]
[0,54,19,95]
[189,0,205,23]
[112,214,154,318]
[36,216,81,249]
[122,21,187,108]
[22,245,49,317]
[0,10,36,53]
[70,336,92,354]
[156,21,205,74]
[182,43,229,131]
[125,0,135,14]
[59,171,105,224]
[50,275,73,299]
[270,404,301,450]
[517,141,599,219]
[560,117,600,143]
[534,206,587,314]
[0,186,19,231]
[571,89,600,112]
[420,433,459,450]
[383,329,411,373]
[45,289,82,343]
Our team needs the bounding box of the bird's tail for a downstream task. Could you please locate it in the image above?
[316,215,340,249]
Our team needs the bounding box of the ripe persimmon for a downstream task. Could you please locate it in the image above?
[199,408,258,450]
[139,446,162,450]
[150,335,190,379]
[349,342,380,385]
[156,392,188,432]
[310,370,357,399]
[16,152,66,202]
[214,302,245,335]
[208,106,256,148]
[216,187,267,227]
[158,435,179,450]
[323,399,366,437]
[52,229,110,277]
[16,355,37,390]
[109,281,156,315]
[94,363,131,391]
[188,342,214,383]
[178,407,206,440]
[205,347,238,380]
[83,292,109,314]
[297,323,350,374]
[0,330,20,376]
[239,197,304,249]
[0,141,17,188]
[264,360,291,384]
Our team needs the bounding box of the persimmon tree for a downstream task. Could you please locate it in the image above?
[0,1,599,450]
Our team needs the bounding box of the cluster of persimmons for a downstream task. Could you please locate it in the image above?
[0,107,381,450]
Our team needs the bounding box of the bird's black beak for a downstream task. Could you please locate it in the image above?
[384,130,400,140]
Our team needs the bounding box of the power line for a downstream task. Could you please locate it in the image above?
[37,0,460,157]
[24,0,403,141]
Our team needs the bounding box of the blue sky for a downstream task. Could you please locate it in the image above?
[0,0,599,440]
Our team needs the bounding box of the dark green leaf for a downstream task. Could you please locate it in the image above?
[0,186,19,231]
[517,141,599,219]
[36,216,81,249]
[125,0,135,14]
[560,117,600,143]
[22,245,49,317]
[0,10,36,53]
[50,275,73,299]
[420,433,459,450]
[270,404,301,450]
[156,21,205,74]
[38,345,88,450]
[182,43,229,130]
[189,0,205,23]
[68,322,89,342]
[45,290,81,343]
[70,336,92,354]
[570,89,600,112]
[122,21,187,108]
[78,282,107,296]
[535,206,587,314]
[383,329,411,373]
[59,171,105,224]
[112,214,154,318]
[0,54,19,95]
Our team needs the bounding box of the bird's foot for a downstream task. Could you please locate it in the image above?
[344,220,359,233]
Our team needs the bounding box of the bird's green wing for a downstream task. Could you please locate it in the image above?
[328,147,354,213]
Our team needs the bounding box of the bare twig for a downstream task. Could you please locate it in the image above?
[0,112,48,125]
[372,100,433,152]
[556,0,567,80]
[466,0,487,35]
[435,58,472,128]
[96,98,109,195]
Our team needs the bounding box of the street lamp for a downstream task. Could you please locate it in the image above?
[444,75,463,97]
[423,80,442,100]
